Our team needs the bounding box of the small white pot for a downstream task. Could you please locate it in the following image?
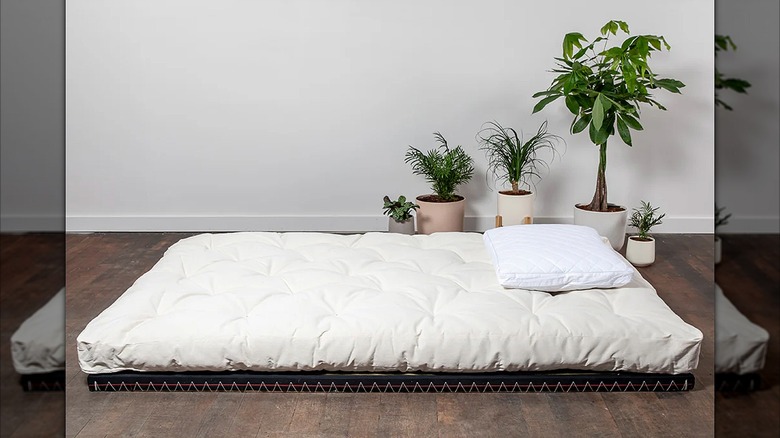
[626,236,655,267]
[715,236,722,264]
[573,204,628,251]
[388,217,415,235]
[497,191,534,226]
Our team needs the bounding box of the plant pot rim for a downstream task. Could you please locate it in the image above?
[629,235,655,242]
[498,190,533,196]
[416,194,465,203]
[575,203,626,213]
[389,217,414,224]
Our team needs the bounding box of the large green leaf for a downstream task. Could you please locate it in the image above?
[572,113,591,134]
[589,118,609,145]
[565,96,579,114]
[532,95,561,114]
[621,113,643,130]
[562,32,586,59]
[592,93,605,131]
[616,117,632,146]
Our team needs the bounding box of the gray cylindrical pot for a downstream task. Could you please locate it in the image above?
[388,217,415,235]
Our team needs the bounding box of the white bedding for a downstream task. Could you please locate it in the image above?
[12,288,65,374]
[715,284,769,374]
[77,232,702,375]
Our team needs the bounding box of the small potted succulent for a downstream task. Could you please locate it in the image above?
[626,201,665,267]
[382,195,419,235]
[405,132,474,234]
[714,204,731,264]
[478,120,563,227]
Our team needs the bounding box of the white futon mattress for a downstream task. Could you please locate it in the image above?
[715,284,769,374]
[12,288,65,374]
[77,232,702,375]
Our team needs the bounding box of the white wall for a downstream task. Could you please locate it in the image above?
[66,0,715,232]
[715,0,780,233]
[1,0,64,232]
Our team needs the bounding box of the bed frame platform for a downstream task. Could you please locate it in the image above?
[88,371,695,393]
[20,370,65,392]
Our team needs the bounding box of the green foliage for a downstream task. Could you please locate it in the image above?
[478,120,564,193]
[382,195,419,222]
[715,204,731,233]
[404,133,475,202]
[715,35,751,110]
[629,200,665,239]
[533,20,684,211]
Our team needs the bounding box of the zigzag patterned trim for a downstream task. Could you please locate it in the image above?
[88,371,695,393]
[20,371,65,392]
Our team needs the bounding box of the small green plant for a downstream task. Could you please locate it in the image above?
[715,35,751,110]
[533,20,684,212]
[405,133,474,202]
[478,120,564,194]
[630,201,665,240]
[715,204,731,234]
[382,195,419,222]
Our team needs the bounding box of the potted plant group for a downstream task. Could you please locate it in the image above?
[405,132,474,234]
[714,204,731,264]
[533,20,685,250]
[478,120,563,227]
[626,201,665,266]
[382,195,419,235]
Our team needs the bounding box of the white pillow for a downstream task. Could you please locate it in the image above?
[483,224,634,292]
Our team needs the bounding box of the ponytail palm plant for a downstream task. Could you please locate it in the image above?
[478,120,563,194]
[533,20,685,212]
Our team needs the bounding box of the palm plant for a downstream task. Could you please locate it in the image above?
[629,201,665,240]
[715,35,751,110]
[405,133,474,202]
[478,120,564,194]
[533,20,684,212]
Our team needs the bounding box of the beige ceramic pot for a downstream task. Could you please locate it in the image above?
[497,191,534,226]
[416,195,465,234]
[626,236,655,267]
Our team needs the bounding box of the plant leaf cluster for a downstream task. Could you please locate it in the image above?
[478,120,564,193]
[715,35,751,110]
[629,200,665,239]
[714,203,731,232]
[405,133,475,202]
[382,195,419,222]
[533,20,684,148]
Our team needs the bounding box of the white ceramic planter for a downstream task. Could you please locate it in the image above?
[388,217,415,235]
[715,236,722,264]
[497,191,534,226]
[626,236,655,267]
[573,204,628,251]
[416,196,465,234]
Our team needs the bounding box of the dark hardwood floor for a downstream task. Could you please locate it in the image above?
[64,232,716,438]
[0,233,65,437]
[715,234,780,438]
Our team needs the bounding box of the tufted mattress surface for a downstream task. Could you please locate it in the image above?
[77,232,702,375]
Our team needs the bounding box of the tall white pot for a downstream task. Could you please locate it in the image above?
[497,192,534,226]
[573,204,628,251]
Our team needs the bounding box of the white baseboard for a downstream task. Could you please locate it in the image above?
[1,214,64,232]
[719,216,780,234]
[65,215,717,233]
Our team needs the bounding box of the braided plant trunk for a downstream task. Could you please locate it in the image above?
[585,143,609,212]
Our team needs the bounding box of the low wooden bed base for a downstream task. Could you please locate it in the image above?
[87,371,695,393]
[20,371,65,391]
